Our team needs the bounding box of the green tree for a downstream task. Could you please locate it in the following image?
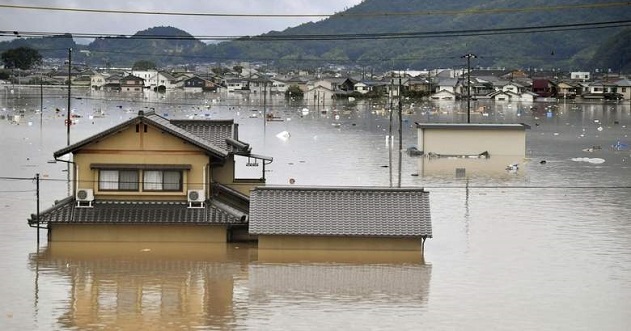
[285,85,304,99]
[1,47,42,70]
[132,60,157,70]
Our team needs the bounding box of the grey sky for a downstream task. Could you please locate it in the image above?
[1,0,364,42]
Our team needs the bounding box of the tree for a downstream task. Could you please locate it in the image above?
[285,85,304,99]
[1,47,42,70]
[132,60,157,70]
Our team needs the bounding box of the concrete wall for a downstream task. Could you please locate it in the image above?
[258,235,424,251]
[418,126,526,157]
[50,224,227,242]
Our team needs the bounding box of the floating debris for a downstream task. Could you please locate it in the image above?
[571,157,605,164]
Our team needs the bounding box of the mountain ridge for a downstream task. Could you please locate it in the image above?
[1,1,629,71]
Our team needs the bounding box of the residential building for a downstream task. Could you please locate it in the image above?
[30,111,272,243]
[120,75,144,92]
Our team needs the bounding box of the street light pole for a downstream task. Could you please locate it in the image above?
[462,53,476,124]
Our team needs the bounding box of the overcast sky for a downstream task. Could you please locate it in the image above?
[1,0,364,43]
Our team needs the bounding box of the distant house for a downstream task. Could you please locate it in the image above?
[531,79,556,98]
[120,75,144,92]
[306,85,335,107]
[571,72,591,81]
[353,82,371,94]
[29,111,272,243]
[434,78,461,95]
[614,78,631,100]
[416,123,529,157]
[225,78,249,92]
[430,89,459,100]
[131,69,158,88]
[270,78,288,94]
[556,81,578,99]
[182,76,218,93]
[415,123,530,176]
[502,82,526,94]
[249,186,432,252]
[90,72,109,90]
[156,71,177,90]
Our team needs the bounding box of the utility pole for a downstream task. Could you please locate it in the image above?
[397,77,403,188]
[67,48,72,146]
[36,173,40,245]
[66,48,72,197]
[462,53,476,124]
[40,73,43,128]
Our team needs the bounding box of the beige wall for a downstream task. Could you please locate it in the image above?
[212,156,263,196]
[50,224,227,242]
[73,123,210,200]
[418,155,525,177]
[419,128,526,157]
[258,235,424,251]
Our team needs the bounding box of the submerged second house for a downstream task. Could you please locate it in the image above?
[31,110,272,243]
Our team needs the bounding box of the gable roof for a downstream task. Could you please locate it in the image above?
[54,111,230,159]
[249,186,432,238]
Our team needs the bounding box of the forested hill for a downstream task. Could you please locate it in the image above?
[1,1,629,71]
[205,0,631,70]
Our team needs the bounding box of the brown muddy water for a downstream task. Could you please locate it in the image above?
[1,87,630,330]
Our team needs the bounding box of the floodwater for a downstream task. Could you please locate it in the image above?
[1,86,631,330]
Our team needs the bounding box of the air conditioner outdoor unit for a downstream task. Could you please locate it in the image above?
[187,189,205,208]
[76,188,94,207]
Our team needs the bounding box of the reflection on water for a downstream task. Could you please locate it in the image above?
[30,242,252,330]
[29,243,430,330]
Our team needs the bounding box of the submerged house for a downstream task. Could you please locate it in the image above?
[415,123,530,176]
[249,186,432,252]
[29,110,272,243]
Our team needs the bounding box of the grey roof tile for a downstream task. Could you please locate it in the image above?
[170,119,235,152]
[249,186,432,237]
[31,199,246,225]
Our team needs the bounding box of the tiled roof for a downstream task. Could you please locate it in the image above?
[170,119,235,152]
[249,186,432,238]
[54,111,229,159]
[29,198,246,225]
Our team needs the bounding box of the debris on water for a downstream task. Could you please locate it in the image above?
[612,141,629,150]
[571,157,605,164]
[505,163,519,172]
[539,160,547,164]
[140,248,151,252]
[406,146,424,156]
[597,126,603,132]
[276,131,290,141]
[582,146,601,153]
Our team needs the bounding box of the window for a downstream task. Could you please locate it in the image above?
[143,170,182,191]
[99,170,139,191]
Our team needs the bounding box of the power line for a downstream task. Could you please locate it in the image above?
[2,176,630,190]
[0,2,627,18]
[3,20,629,42]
